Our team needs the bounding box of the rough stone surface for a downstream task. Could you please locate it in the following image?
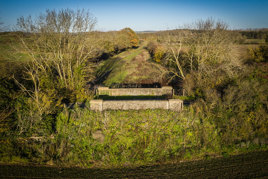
[90,99,183,111]
[90,100,103,111]
[98,86,173,96]
[103,100,169,111]
[169,99,183,111]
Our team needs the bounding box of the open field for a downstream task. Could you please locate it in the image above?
[0,33,30,77]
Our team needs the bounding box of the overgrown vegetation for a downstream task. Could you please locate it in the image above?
[0,11,267,168]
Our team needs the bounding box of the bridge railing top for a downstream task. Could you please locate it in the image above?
[97,86,173,96]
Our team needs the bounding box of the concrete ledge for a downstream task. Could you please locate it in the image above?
[97,86,173,96]
[90,99,103,111]
[169,99,183,111]
[90,99,183,112]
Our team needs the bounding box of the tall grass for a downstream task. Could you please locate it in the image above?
[54,106,206,167]
[35,102,265,168]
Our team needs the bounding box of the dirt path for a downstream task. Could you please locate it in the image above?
[1,151,267,178]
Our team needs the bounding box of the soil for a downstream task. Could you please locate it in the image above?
[1,150,268,178]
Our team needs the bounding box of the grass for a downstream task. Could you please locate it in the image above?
[119,47,145,61]
[0,32,30,77]
[244,38,266,44]
[97,43,166,87]
[102,47,145,86]
[1,32,267,170]
[52,107,211,167]
[0,32,30,62]
[6,104,263,168]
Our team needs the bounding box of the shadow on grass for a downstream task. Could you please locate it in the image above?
[94,57,122,85]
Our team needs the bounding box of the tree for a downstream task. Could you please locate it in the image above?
[163,18,242,96]
[184,18,242,97]
[15,9,97,134]
[120,28,139,48]
[0,18,4,32]
[17,9,97,89]
[123,28,139,47]
[164,30,191,81]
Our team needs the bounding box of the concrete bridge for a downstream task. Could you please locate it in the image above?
[90,86,183,112]
[97,86,173,96]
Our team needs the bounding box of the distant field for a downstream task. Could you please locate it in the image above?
[0,32,29,62]
[244,38,266,44]
[0,32,30,77]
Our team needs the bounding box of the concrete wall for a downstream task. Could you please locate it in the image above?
[90,99,183,112]
[97,86,173,96]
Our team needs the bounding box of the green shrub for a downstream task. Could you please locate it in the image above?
[248,45,268,62]
[146,41,166,62]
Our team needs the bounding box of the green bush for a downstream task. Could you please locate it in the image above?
[248,45,268,62]
[146,41,166,62]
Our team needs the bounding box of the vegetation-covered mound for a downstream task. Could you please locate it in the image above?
[0,10,267,168]
[96,45,166,87]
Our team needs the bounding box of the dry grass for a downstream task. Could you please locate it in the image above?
[231,44,259,60]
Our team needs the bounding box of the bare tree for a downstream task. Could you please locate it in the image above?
[165,18,240,83]
[0,18,4,32]
[14,9,97,132]
[17,9,97,89]
[164,30,191,81]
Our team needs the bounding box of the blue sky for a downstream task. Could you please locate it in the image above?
[0,0,268,31]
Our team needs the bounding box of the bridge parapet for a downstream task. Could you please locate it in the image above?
[90,99,183,112]
[97,86,173,96]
